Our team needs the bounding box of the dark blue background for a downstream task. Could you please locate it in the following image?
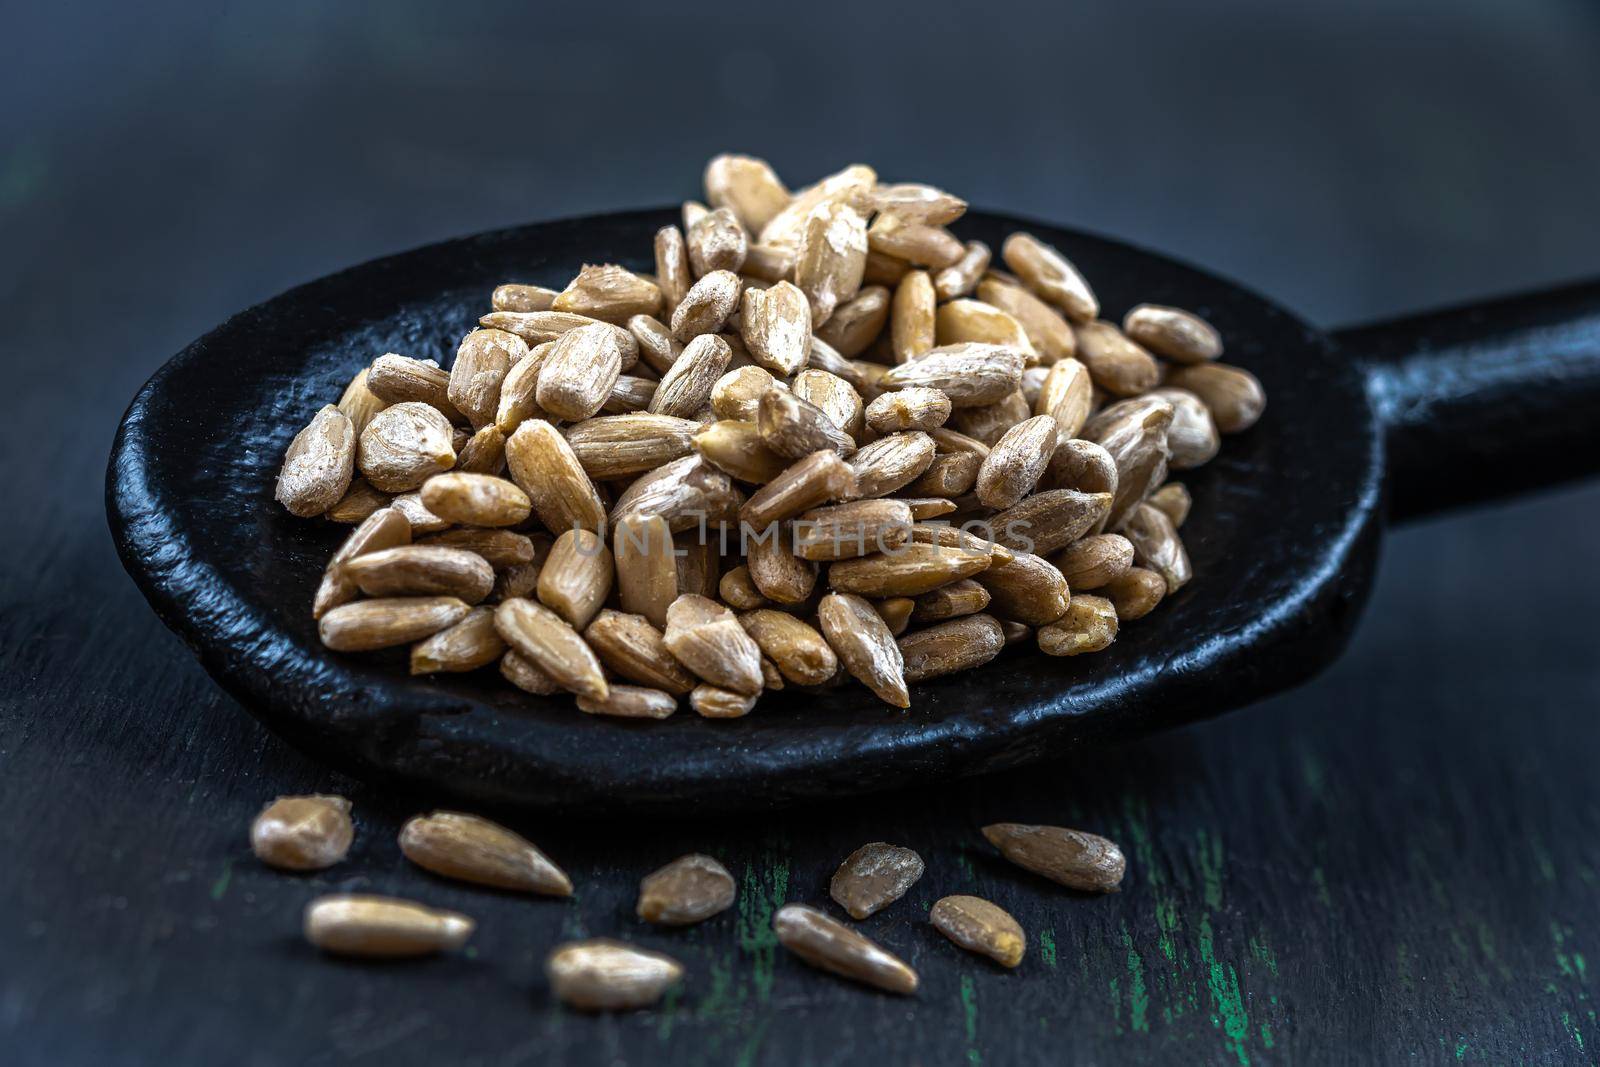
[4,2,1599,1063]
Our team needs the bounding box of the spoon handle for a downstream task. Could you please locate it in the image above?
[1334,278,1600,522]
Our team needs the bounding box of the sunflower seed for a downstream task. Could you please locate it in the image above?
[864,387,950,435]
[757,388,858,458]
[737,280,811,375]
[712,366,781,421]
[867,213,965,269]
[825,842,925,920]
[990,489,1112,557]
[492,283,559,313]
[663,594,764,695]
[905,452,981,497]
[1122,303,1222,364]
[1034,358,1094,441]
[449,329,524,429]
[705,153,790,232]
[611,454,741,532]
[400,809,571,897]
[793,498,914,561]
[494,341,553,432]
[251,795,353,871]
[504,419,608,535]
[389,491,451,534]
[828,540,991,598]
[760,162,875,249]
[358,402,456,493]
[881,343,1024,407]
[910,578,990,622]
[818,592,909,708]
[1000,233,1098,323]
[671,269,742,341]
[976,276,1075,362]
[1104,565,1165,621]
[899,613,1007,682]
[342,546,494,603]
[772,904,918,995]
[936,298,1035,359]
[951,389,1031,446]
[982,822,1126,892]
[304,895,475,958]
[693,418,789,482]
[500,649,562,694]
[791,369,865,439]
[534,321,624,421]
[337,368,387,437]
[875,597,915,636]
[410,606,507,674]
[494,597,608,699]
[366,354,461,420]
[313,506,411,619]
[478,312,640,367]
[416,472,528,528]
[1044,438,1118,501]
[718,564,769,610]
[886,270,937,364]
[650,333,733,417]
[743,242,797,283]
[453,424,506,474]
[687,206,749,278]
[638,854,736,925]
[849,432,937,499]
[794,200,868,326]
[930,895,1026,967]
[1037,594,1118,656]
[536,529,614,628]
[546,939,684,1011]
[275,405,357,518]
[930,242,989,303]
[578,684,678,720]
[1163,362,1266,433]
[553,264,662,323]
[977,552,1070,625]
[745,525,817,604]
[974,415,1057,509]
[1121,503,1192,594]
[690,684,758,718]
[815,285,889,357]
[1148,482,1191,527]
[562,413,698,479]
[1051,533,1134,591]
[738,610,837,686]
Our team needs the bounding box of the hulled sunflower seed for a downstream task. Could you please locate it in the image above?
[389,491,451,534]
[304,895,475,958]
[422,528,537,569]
[344,546,494,602]
[982,822,1126,892]
[276,405,356,519]
[746,525,817,604]
[829,542,991,598]
[552,264,662,323]
[1073,320,1162,396]
[505,419,608,535]
[1121,503,1192,594]
[313,506,411,619]
[367,354,460,420]
[794,200,868,326]
[410,605,507,674]
[690,684,758,718]
[950,389,1031,446]
[400,810,572,895]
[251,795,353,871]
[759,162,875,248]
[494,597,608,699]
[500,649,562,695]
[638,853,737,926]
[977,276,1075,362]
[602,374,659,415]
[864,387,950,435]
[849,431,937,499]
[816,285,889,357]
[975,415,1058,510]
[419,472,531,527]
[358,401,456,493]
[628,313,683,376]
[612,454,741,532]
[906,452,981,497]
[494,341,553,432]
[585,609,696,694]
[609,515,678,629]
[911,578,990,622]
[743,242,797,283]
[829,842,925,919]
[868,182,966,225]
[875,597,915,636]
[578,684,678,719]
[478,312,640,367]
[936,298,1035,358]
[793,498,914,561]
[1051,533,1135,591]
[663,594,764,695]
[881,343,1025,407]
[687,206,748,277]
[1148,482,1191,527]
[1037,594,1118,656]
[1034,358,1094,440]
[537,529,613,628]
[705,153,790,232]
[930,895,1026,968]
[977,552,1070,626]
[454,424,507,474]
[718,564,769,610]
[563,413,698,479]
[739,610,838,685]
[492,283,559,313]
[693,418,789,482]
[928,425,992,457]
[741,450,859,528]
[890,270,937,363]
[546,939,684,1012]
[990,489,1112,557]
[671,270,742,341]
[791,369,865,439]
[650,333,733,417]
[899,613,1007,682]
[654,227,694,314]
[1104,565,1165,621]
[895,497,958,520]
[1045,438,1118,500]
[1087,396,1173,529]
[712,366,781,421]
[1122,303,1222,364]
[818,592,909,708]
[536,321,624,421]
[867,213,965,269]
[757,388,858,458]
[450,329,525,429]
[1000,233,1098,323]
[738,279,811,375]
[772,904,918,995]
[934,241,991,301]
[1163,362,1266,433]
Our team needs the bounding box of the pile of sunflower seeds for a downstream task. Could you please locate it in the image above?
[255,794,1124,1007]
[277,154,1266,716]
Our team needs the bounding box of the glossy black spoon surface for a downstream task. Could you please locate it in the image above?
[106,208,1600,812]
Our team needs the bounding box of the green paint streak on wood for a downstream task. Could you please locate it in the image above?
[960,974,982,1065]
[656,986,681,1041]
[1310,866,1333,909]
[1260,1024,1274,1049]
[1198,915,1252,1066]
[1108,976,1121,1033]
[734,1016,771,1067]
[1155,898,1181,962]
[957,851,977,883]
[736,847,789,1002]
[1039,927,1057,967]
[1248,935,1278,978]
[1196,830,1224,911]
[1122,923,1150,1033]
[1122,795,1161,886]
[210,858,232,902]
[1454,1038,1469,1060]
[694,955,735,1021]
[1563,1012,1585,1053]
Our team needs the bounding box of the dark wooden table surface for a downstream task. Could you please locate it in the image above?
[5,3,1600,1064]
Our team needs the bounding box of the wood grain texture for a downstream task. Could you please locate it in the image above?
[6,2,1600,1063]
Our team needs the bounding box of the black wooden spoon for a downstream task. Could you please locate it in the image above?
[106,208,1600,813]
